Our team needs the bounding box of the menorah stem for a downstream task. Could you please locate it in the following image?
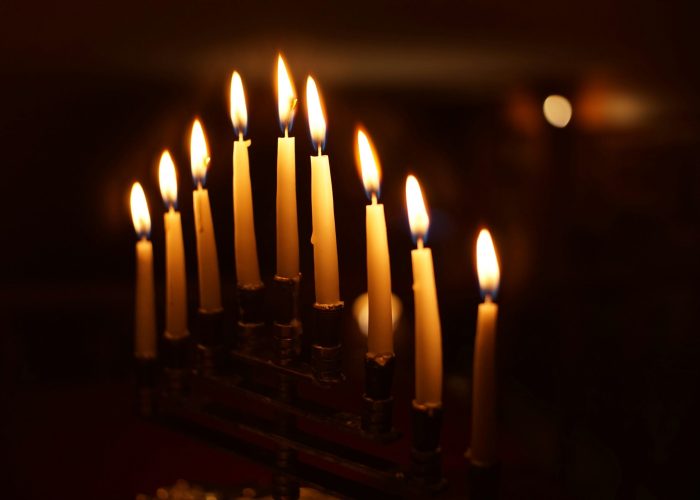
[410,401,447,491]
[362,352,395,434]
[311,302,344,383]
[273,275,302,365]
[196,309,224,376]
[274,372,300,499]
[237,283,265,352]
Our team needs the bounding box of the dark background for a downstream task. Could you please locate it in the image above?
[1,1,700,498]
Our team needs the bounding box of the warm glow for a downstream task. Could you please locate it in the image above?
[305,76,326,151]
[190,119,210,185]
[230,71,248,137]
[352,292,404,337]
[356,128,381,197]
[130,182,151,238]
[476,229,500,298]
[405,175,429,242]
[543,95,573,128]
[158,150,178,207]
[277,54,297,132]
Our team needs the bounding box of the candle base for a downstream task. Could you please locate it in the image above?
[197,309,224,377]
[163,333,191,395]
[311,302,344,384]
[237,283,265,352]
[361,353,395,434]
[273,275,302,365]
[410,401,447,491]
[135,356,157,417]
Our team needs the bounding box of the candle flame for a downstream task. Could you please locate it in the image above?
[476,229,500,298]
[356,128,381,198]
[230,71,248,137]
[277,54,297,132]
[130,182,151,238]
[158,150,178,208]
[305,76,326,152]
[190,119,210,186]
[405,175,429,242]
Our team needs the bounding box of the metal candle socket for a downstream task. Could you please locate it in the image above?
[362,353,395,434]
[272,274,302,365]
[163,334,191,395]
[196,309,224,376]
[411,401,447,490]
[135,357,157,417]
[236,283,265,351]
[311,302,344,383]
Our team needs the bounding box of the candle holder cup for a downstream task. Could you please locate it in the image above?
[272,274,302,366]
[361,352,395,435]
[196,309,224,376]
[163,333,192,395]
[236,283,265,352]
[135,356,157,417]
[410,401,447,491]
[311,302,344,384]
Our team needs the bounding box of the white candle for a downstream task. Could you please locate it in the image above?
[305,76,340,305]
[357,129,393,355]
[405,175,442,406]
[130,182,157,359]
[190,119,222,313]
[230,71,262,287]
[158,151,189,340]
[470,229,501,465]
[276,55,299,279]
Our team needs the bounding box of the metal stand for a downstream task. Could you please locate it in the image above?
[410,401,447,491]
[236,283,265,352]
[311,302,344,383]
[467,462,501,500]
[196,309,224,376]
[163,333,191,395]
[362,352,395,435]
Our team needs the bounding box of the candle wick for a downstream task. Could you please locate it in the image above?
[317,145,322,157]
[238,132,244,142]
[371,192,378,205]
[169,205,175,213]
[417,237,424,249]
[484,294,493,304]
[284,127,289,138]
[197,181,203,190]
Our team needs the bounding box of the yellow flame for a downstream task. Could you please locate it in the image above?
[305,76,326,151]
[476,229,500,297]
[277,54,296,131]
[405,175,429,241]
[230,71,248,136]
[190,119,210,184]
[356,128,381,196]
[130,182,151,237]
[543,95,573,128]
[158,150,178,207]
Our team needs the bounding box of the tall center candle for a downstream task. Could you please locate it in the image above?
[276,55,299,279]
[158,151,189,339]
[305,76,340,305]
[190,119,222,312]
[470,229,501,466]
[356,129,393,355]
[130,182,157,359]
[230,71,262,287]
[406,175,443,407]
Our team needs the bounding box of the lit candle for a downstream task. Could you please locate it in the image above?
[305,76,340,305]
[190,119,222,312]
[405,175,442,406]
[470,229,500,465]
[356,128,393,355]
[276,54,299,279]
[230,71,262,287]
[130,182,157,359]
[158,151,189,340]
